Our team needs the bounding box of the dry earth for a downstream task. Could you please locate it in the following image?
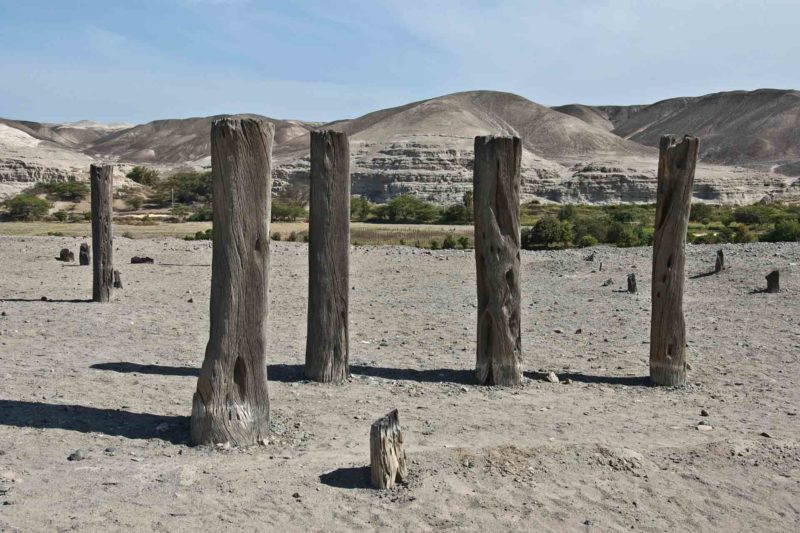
[0,237,798,532]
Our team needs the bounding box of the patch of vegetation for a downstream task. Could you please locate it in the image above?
[28,181,89,201]
[126,166,160,187]
[3,193,52,221]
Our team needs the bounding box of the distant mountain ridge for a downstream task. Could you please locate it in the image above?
[554,89,800,172]
[1,89,798,204]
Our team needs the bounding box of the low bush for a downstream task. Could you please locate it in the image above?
[29,181,89,201]
[3,193,51,220]
[126,166,160,187]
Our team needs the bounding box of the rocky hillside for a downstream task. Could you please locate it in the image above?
[557,89,800,173]
[2,89,798,205]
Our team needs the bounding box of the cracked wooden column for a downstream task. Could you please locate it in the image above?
[90,164,114,303]
[305,130,350,383]
[191,118,274,446]
[650,135,699,387]
[473,135,522,386]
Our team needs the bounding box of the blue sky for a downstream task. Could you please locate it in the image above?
[1,0,798,124]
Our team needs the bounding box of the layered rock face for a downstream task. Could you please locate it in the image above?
[2,89,798,205]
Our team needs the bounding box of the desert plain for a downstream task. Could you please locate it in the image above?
[0,235,798,532]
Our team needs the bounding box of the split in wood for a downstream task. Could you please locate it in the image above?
[649,135,698,387]
[370,409,408,489]
[473,135,522,386]
[191,118,273,447]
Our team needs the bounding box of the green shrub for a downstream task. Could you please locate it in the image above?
[29,181,89,201]
[608,222,644,247]
[522,216,562,249]
[288,231,298,242]
[572,214,610,244]
[271,232,282,241]
[733,225,757,243]
[126,166,160,187]
[370,195,441,224]
[441,234,457,249]
[558,205,576,221]
[457,236,470,249]
[3,193,51,220]
[440,192,473,224]
[762,219,800,242]
[184,228,213,241]
[578,235,598,248]
[188,204,212,221]
[351,196,371,222]
[150,171,212,206]
[272,201,307,222]
[52,210,69,221]
[430,239,440,250]
[126,196,144,210]
[690,203,715,222]
[733,205,783,225]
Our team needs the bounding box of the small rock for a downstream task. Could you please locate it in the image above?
[40,296,48,301]
[187,298,194,303]
[686,362,694,371]
[460,386,468,392]
[696,424,713,432]
[601,279,613,287]
[759,432,772,438]
[700,409,709,417]
[546,371,559,384]
[68,449,88,461]
[553,329,564,334]
[104,446,117,456]
[563,378,572,385]
[574,328,582,334]
[292,492,301,499]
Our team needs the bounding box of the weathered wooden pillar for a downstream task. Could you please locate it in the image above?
[627,273,637,294]
[305,130,350,383]
[714,250,724,273]
[191,118,274,447]
[473,135,522,386]
[650,135,699,387]
[79,243,90,266]
[765,270,780,293]
[90,164,114,302]
[370,409,408,489]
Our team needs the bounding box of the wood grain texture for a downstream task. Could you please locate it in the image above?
[191,118,274,447]
[370,409,408,489]
[90,164,114,303]
[473,135,522,386]
[650,135,698,387]
[305,130,350,383]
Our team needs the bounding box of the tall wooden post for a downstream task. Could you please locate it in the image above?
[473,135,522,386]
[650,135,698,387]
[90,164,113,302]
[305,130,350,383]
[191,118,274,447]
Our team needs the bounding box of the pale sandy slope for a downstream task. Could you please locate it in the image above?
[0,237,798,532]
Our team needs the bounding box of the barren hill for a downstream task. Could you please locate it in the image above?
[1,89,798,204]
[558,89,800,173]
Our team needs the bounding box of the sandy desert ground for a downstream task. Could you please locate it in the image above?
[0,236,798,532]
